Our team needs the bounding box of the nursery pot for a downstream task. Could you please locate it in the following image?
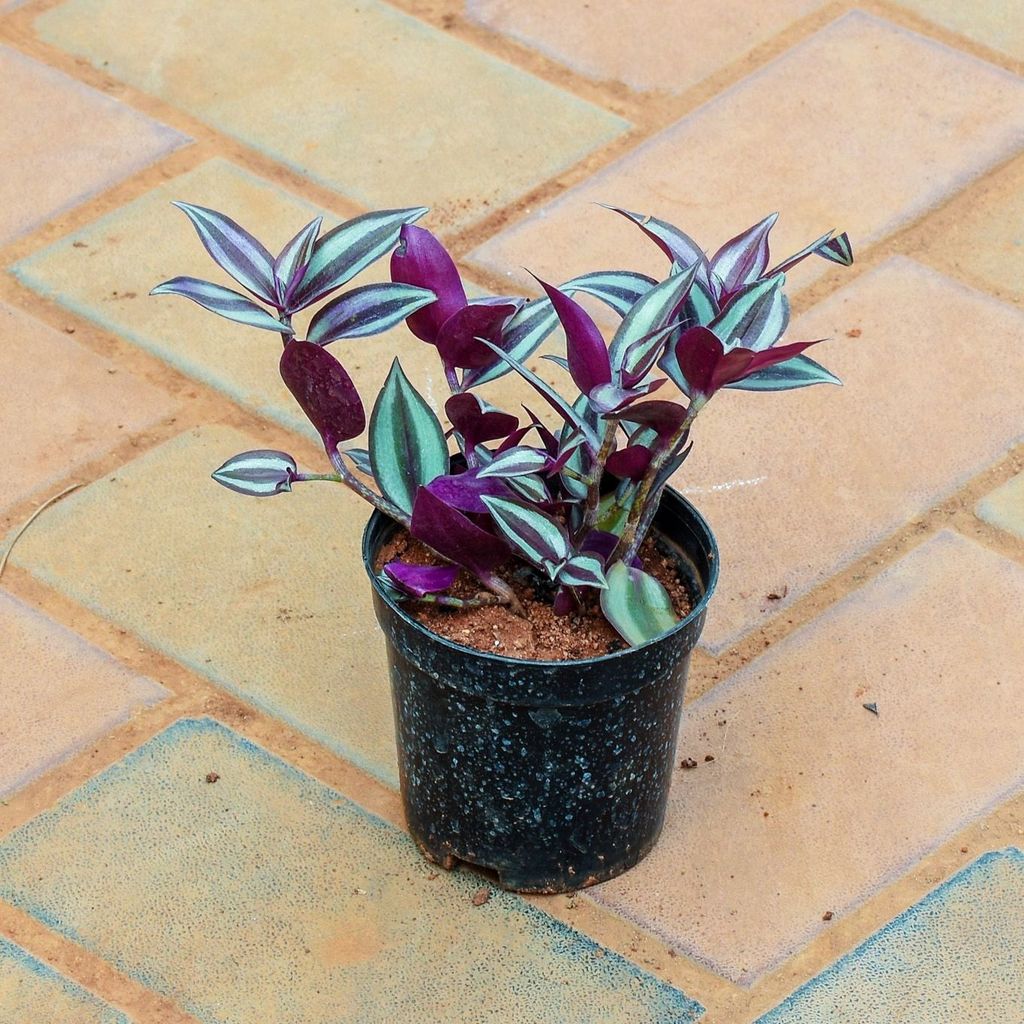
[362,487,718,894]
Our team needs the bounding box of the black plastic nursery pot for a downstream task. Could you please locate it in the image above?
[362,487,718,894]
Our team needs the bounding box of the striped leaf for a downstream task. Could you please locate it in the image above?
[725,353,841,391]
[307,282,436,345]
[557,554,608,590]
[477,446,550,479]
[274,216,322,308]
[211,449,296,497]
[369,359,449,515]
[710,212,778,299]
[481,495,570,577]
[709,274,788,352]
[463,297,559,388]
[600,562,679,646]
[171,202,277,304]
[561,270,657,317]
[150,277,288,333]
[818,231,853,266]
[289,207,428,310]
[280,341,365,450]
[601,205,709,283]
[507,473,551,503]
[339,447,372,474]
[609,262,700,375]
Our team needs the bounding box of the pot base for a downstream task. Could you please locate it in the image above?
[412,826,665,895]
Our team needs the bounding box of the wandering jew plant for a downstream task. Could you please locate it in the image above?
[153,204,852,648]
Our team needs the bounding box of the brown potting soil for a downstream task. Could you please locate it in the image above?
[375,531,693,661]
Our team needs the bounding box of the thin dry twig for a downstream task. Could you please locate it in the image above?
[0,483,83,579]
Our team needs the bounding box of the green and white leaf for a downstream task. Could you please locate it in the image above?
[507,473,550,503]
[481,495,570,572]
[211,449,296,497]
[150,277,288,333]
[478,446,550,479]
[609,262,700,374]
[558,554,608,589]
[562,270,657,317]
[724,353,841,391]
[600,562,680,646]
[710,274,788,352]
[369,359,449,514]
[462,297,558,387]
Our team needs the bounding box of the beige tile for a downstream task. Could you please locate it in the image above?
[0,589,167,798]
[916,155,1024,305]
[13,158,486,442]
[6,425,404,785]
[0,718,702,1022]
[34,0,627,232]
[976,472,1024,542]
[0,303,177,512]
[894,0,1024,60]
[590,531,1024,984]
[674,257,1024,651]
[0,45,187,244]
[469,0,826,94]
[469,12,1024,287]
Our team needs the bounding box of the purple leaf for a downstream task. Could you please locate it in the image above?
[426,469,513,514]
[535,276,612,395]
[608,399,688,442]
[674,326,728,399]
[552,586,579,617]
[710,213,778,301]
[436,302,517,370]
[606,444,653,481]
[390,224,467,343]
[383,561,459,598]
[411,486,509,578]
[445,393,518,452]
[462,297,559,389]
[171,202,277,305]
[280,341,365,450]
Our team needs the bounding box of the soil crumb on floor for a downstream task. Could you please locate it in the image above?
[375,532,693,660]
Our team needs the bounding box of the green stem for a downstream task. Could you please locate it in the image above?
[410,592,508,611]
[279,312,293,349]
[480,572,527,618]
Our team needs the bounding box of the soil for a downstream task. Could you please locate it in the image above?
[375,530,693,661]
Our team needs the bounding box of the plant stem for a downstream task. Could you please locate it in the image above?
[579,420,618,540]
[410,592,508,611]
[279,313,293,349]
[614,399,705,562]
[328,448,411,526]
[480,572,527,617]
[292,472,342,483]
[444,364,462,394]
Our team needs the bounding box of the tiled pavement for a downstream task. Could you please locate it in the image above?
[1,1,1022,1021]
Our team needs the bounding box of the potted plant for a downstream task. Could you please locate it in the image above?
[153,203,852,893]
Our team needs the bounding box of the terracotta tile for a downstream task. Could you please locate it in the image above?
[6,425,406,785]
[0,589,167,799]
[976,473,1024,542]
[588,531,1024,984]
[757,849,1024,1022]
[916,155,1024,305]
[0,718,703,1023]
[34,0,627,232]
[0,303,177,513]
[13,158,464,441]
[0,936,131,1024]
[894,0,1024,60]
[468,0,826,94]
[672,258,1024,651]
[0,45,187,245]
[469,12,1024,286]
